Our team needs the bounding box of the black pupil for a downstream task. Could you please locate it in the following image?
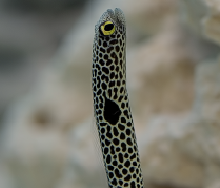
[104,24,114,31]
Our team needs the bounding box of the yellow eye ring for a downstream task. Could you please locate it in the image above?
[100,21,115,35]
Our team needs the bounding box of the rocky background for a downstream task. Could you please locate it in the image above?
[0,0,220,188]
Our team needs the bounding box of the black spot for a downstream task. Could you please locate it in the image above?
[110,39,118,45]
[97,89,102,95]
[116,46,120,52]
[106,155,111,164]
[116,66,119,72]
[129,167,135,173]
[120,60,123,67]
[109,80,115,87]
[113,138,119,146]
[131,182,135,188]
[113,88,118,100]
[120,132,125,140]
[101,128,105,133]
[100,47,105,53]
[110,65,115,71]
[98,110,102,114]
[99,95,103,103]
[99,116,103,121]
[121,142,126,152]
[101,135,105,139]
[121,103,125,109]
[121,117,126,123]
[120,87,124,93]
[108,89,112,97]
[122,168,127,175]
[104,147,108,154]
[101,74,109,83]
[110,72,115,79]
[109,172,114,178]
[107,47,114,53]
[124,95,127,100]
[113,127,119,136]
[123,110,129,118]
[103,93,121,125]
[130,153,136,160]
[103,41,107,48]
[127,122,132,127]
[106,59,113,66]
[115,168,122,178]
[137,157,140,162]
[117,80,121,86]
[99,35,104,40]
[124,174,131,182]
[94,69,97,77]
[106,131,113,139]
[118,164,123,169]
[124,183,128,187]
[111,52,117,58]
[112,178,117,186]
[116,147,120,152]
[99,103,103,109]
[98,71,102,75]
[101,83,107,90]
[128,148,133,153]
[99,53,102,58]
[133,162,137,166]
[119,181,123,186]
[120,39,122,46]
[124,153,128,158]
[95,104,99,109]
[126,137,133,146]
[137,177,140,182]
[126,129,130,135]
[124,161,130,167]
[110,145,115,154]
[113,161,117,166]
[105,139,110,146]
[118,95,123,102]
[133,174,136,178]
[99,123,107,127]
[105,36,109,41]
[119,52,122,58]
[115,74,118,79]
[104,54,108,60]
[102,67,109,74]
[95,97,99,104]
[120,71,123,79]
[96,64,100,70]
[118,123,125,131]
[107,165,114,171]
[99,59,105,66]
[118,153,123,163]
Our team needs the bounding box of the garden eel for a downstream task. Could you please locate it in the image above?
[92,8,144,188]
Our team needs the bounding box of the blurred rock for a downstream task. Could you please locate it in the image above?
[123,0,178,35]
[179,0,207,36]
[202,0,220,45]
[127,18,196,123]
[138,59,220,188]
[3,0,87,12]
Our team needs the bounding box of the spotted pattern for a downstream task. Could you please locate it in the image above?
[93,8,144,188]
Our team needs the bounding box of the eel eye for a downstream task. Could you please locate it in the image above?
[100,21,115,35]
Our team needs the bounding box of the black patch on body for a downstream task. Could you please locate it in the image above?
[104,93,121,125]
